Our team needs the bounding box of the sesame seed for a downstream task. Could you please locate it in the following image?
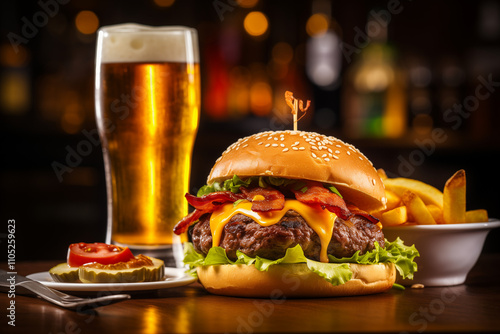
[311,146,318,150]
[328,148,333,153]
[280,143,285,147]
[359,156,363,160]
[347,151,351,156]
[335,150,340,154]
[324,158,330,162]
[372,179,376,185]
[299,147,305,150]
[258,142,263,145]
[336,144,342,148]
[322,154,327,158]
[265,143,271,147]
[274,137,278,141]
[332,155,339,159]
[272,143,278,147]
[283,148,289,152]
[305,138,311,142]
[292,147,298,151]
[242,144,248,148]
[312,153,317,158]
[291,141,300,147]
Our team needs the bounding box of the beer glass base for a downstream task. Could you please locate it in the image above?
[113,242,185,268]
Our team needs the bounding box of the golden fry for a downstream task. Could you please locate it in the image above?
[381,206,407,227]
[443,169,466,223]
[401,190,437,225]
[377,168,388,180]
[384,177,443,208]
[426,204,444,224]
[385,190,401,211]
[465,209,489,223]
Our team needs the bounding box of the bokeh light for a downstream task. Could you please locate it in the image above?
[250,82,272,116]
[75,10,99,35]
[306,13,329,37]
[272,42,294,64]
[244,11,269,37]
[153,0,175,7]
[0,44,29,67]
[237,0,259,8]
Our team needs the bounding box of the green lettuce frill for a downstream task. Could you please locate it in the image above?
[183,237,419,286]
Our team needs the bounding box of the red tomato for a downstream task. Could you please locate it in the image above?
[67,242,135,267]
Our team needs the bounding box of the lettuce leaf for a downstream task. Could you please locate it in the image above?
[183,238,418,285]
[196,175,341,198]
[328,237,419,280]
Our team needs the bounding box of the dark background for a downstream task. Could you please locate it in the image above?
[1,0,499,261]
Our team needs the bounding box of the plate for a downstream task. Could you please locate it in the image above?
[26,267,196,292]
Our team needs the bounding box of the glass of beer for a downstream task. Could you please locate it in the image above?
[94,24,200,267]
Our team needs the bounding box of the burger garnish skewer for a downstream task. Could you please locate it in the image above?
[285,90,310,131]
[173,94,418,298]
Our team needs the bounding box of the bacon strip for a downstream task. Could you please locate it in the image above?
[185,191,243,211]
[240,187,285,212]
[291,181,351,220]
[174,191,244,235]
[173,183,378,235]
[347,205,380,224]
[173,209,204,235]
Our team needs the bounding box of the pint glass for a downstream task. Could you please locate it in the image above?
[95,24,200,267]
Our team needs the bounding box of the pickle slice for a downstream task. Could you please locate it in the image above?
[78,257,165,283]
[49,263,80,283]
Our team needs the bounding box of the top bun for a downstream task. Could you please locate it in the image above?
[208,130,387,211]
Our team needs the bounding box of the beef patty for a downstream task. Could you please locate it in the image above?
[190,210,385,261]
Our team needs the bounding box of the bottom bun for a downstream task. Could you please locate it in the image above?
[197,262,396,298]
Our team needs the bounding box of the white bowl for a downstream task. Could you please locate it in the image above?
[383,219,500,286]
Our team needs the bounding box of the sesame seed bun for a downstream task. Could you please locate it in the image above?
[208,130,387,211]
[197,262,396,298]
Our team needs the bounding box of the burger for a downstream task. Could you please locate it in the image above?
[174,130,418,297]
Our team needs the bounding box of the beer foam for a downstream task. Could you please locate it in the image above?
[97,24,199,63]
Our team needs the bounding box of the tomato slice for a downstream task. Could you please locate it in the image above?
[67,242,135,267]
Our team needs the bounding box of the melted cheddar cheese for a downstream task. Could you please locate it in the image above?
[209,199,337,263]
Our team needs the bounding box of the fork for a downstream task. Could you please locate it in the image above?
[0,270,131,310]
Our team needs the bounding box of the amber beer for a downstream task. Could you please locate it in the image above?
[95,25,200,265]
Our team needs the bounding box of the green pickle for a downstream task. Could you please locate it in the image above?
[49,263,80,283]
[49,257,165,283]
[79,257,165,283]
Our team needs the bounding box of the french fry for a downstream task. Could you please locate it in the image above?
[373,169,488,226]
[381,206,407,226]
[401,190,437,225]
[465,209,489,223]
[385,190,401,211]
[377,168,388,180]
[443,169,466,223]
[426,204,444,224]
[384,177,443,208]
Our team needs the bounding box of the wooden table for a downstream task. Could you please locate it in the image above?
[2,254,500,334]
